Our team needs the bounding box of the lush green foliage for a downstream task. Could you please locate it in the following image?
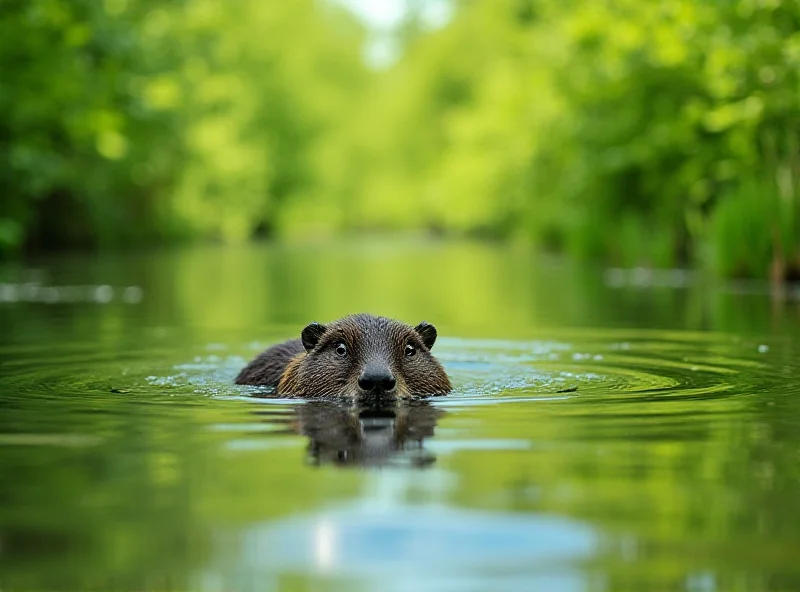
[334,0,800,277]
[0,0,366,249]
[2,0,799,278]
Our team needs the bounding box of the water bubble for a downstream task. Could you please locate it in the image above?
[631,267,653,287]
[604,268,626,288]
[59,286,81,302]
[668,268,690,288]
[41,287,60,304]
[0,284,20,303]
[20,282,40,301]
[685,571,716,592]
[122,286,143,304]
[93,285,114,303]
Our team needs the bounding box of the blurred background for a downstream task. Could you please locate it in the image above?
[2,0,799,282]
[4,4,800,590]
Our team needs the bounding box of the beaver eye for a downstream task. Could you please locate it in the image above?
[334,342,348,357]
[405,343,416,358]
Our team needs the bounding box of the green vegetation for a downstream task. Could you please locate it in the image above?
[0,0,366,249]
[2,0,799,280]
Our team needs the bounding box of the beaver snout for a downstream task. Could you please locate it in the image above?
[358,364,396,394]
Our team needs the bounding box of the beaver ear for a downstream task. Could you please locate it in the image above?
[301,322,326,352]
[414,321,437,349]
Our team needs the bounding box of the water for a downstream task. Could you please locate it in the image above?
[1,240,799,591]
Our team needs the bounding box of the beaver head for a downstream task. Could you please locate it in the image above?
[279,314,451,400]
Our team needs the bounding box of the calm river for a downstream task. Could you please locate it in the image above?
[1,240,799,591]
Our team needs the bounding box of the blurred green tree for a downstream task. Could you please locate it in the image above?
[0,0,366,250]
[324,0,800,279]
[2,0,798,280]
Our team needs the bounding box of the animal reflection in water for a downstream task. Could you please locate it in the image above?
[255,401,443,468]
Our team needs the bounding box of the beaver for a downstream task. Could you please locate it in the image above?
[235,314,451,399]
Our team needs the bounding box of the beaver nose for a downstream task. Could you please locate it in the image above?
[358,367,396,393]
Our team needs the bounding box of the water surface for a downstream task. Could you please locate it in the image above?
[1,241,799,591]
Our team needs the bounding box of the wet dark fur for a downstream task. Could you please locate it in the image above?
[234,339,305,386]
[235,314,451,399]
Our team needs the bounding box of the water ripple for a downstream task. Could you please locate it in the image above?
[1,329,795,411]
